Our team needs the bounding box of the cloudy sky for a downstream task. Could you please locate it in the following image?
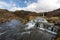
[0,0,60,12]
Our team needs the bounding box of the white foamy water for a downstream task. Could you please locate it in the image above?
[25,17,57,35]
[25,17,48,29]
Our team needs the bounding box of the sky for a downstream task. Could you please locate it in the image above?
[0,0,60,12]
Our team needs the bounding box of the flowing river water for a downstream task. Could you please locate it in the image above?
[0,18,58,40]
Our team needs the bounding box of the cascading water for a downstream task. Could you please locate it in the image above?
[0,18,58,40]
[25,17,57,40]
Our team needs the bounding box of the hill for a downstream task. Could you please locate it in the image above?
[0,9,39,23]
[45,8,60,17]
[0,8,60,23]
[0,9,20,23]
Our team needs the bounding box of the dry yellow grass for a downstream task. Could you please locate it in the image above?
[56,38,60,40]
[45,17,60,23]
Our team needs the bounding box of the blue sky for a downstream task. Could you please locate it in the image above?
[0,0,60,12]
[0,0,37,7]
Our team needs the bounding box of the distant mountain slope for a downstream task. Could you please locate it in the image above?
[45,8,60,17]
[0,8,60,23]
[0,9,20,23]
[0,9,38,23]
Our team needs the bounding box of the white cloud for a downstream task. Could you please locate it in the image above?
[21,0,60,12]
[24,0,60,12]
[0,0,60,12]
[0,1,24,11]
[0,1,18,11]
[23,3,37,11]
[37,0,60,11]
[24,0,28,4]
[9,7,22,11]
